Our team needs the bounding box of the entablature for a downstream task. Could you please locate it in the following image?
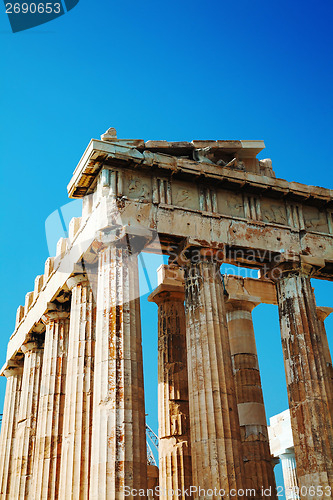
[67,139,333,212]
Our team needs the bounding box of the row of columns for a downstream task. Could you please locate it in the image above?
[149,254,333,499]
[0,243,332,499]
[149,258,277,499]
[0,239,148,499]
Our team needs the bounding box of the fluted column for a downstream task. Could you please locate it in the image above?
[316,307,333,416]
[181,248,244,496]
[31,303,70,500]
[0,361,23,498]
[280,451,299,500]
[226,296,277,499]
[147,465,159,499]
[59,274,96,499]
[275,264,333,496]
[89,240,147,499]
[11,339,44,499]
[148,264,192,499]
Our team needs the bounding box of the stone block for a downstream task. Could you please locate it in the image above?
[24,291,34,314]
[101,127,117,141]
[68,217,81,241]
[268,409,293,457]
[56,237,68,257]
[34,275,44,300]
[44,257,54,280]
[15,305,24,328]
[157,264,184,286]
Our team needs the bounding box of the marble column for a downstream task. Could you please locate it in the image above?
[275,264,333,496]
[89,240,147,499]
[226,296,277,499]
[148,264,192,499]
[30,303,70,500]
[147,465,159,499]
[316,307,333,416]
[181,248,244,496]
[0,361,23,498]
[280,451,299,500]
[59,275,96,499]
[10,339,44,499]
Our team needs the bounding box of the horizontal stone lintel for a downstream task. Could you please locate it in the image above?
[3,207,333,369]
[112,200,333,276]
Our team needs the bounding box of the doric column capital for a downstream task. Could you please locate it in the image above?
[280,450,296,460]
[41,302,69,324]
[148,285,184,305]
[21,340,44,355]
[96,226,155,254]
[3,360,23,378]
[171,238,225,267]
[270,262,313,281]
[225,294,260,313]
[66,273,89,290]
[82,229,155,269]
[266,256,326,281]
[317,306,333,322]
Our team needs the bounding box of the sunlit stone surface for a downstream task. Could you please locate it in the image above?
[0,129,332,499]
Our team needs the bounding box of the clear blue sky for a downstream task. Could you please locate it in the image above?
[1,0,333,496]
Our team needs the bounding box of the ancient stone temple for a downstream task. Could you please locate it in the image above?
[0,128,332,499]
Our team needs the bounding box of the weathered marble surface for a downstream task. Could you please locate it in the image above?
[148,265,192,499]
[275,265,333,498]
[1,131,333,499]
